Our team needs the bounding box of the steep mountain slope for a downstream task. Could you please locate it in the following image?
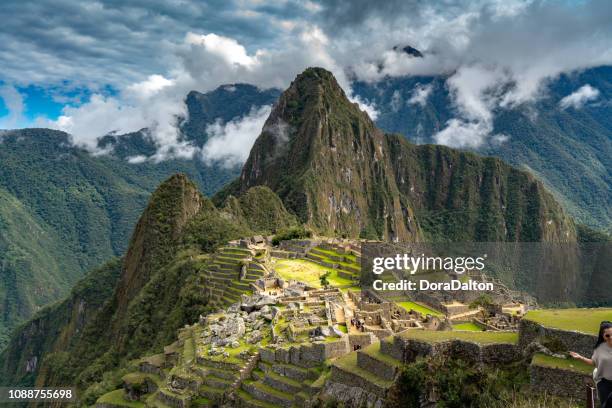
[0,85,277,350]
[352,66,612,231]
[0,130,151,349]
[221,67,576,244]
[0,174,295,401]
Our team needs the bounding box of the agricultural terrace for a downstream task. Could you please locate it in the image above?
[524,308,612,335]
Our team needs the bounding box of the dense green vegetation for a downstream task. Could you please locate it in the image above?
[0,84,278,350]
[353,66,612,232]
[0,174,297,400]
[0,258,122,387]
[386,356,578,408]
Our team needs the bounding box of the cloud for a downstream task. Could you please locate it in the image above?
[0,85,25,128]
[433,119,491,149]
[201,105,272,168]
[349,94,379,120]
[35,26,373,160]
[407,83,433,107]
[2,0,612,155]
[390,90,403,112]
[559,84,600,109]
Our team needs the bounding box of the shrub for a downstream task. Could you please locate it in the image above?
[271,226,312,246]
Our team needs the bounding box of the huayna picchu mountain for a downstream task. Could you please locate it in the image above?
[219,67,576,243]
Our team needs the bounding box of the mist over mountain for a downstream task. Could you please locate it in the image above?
[2,68,608,403]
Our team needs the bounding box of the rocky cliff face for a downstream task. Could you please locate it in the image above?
[230,67,576,243]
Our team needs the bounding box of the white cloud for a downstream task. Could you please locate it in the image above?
[184,33,259,68]
[127,154,147,164]
[433,65,506,148]
[0,85,26,128]
[6,0,611,157]
[390,90,403,112]
[559,84,600,109]
[201,105,272,168]
[35,28,362,160]
[407,83,433,107]
[433,119,490,149]
[349,94,379,120]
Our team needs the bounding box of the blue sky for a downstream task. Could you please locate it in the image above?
[0,0,610,156]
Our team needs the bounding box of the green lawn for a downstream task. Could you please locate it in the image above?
[531,353,593,375]
[332,352,395,387]
[396,301,444,317]
[452,322,484,332]
[274,259,353,287]
[399,329,518,345]
[524,308,612,335]
[97,389,144,407]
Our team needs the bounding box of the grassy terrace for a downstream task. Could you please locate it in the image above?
[274,259,354,287]
[97,389,144,407]
[360,343,402,368]
[524,308,612,335]
[399,329,518,345]
[311,247,360,269]
[332,352,395,388]
[396,301,444,317]
[452,322,484,332]
[532,353,593,375]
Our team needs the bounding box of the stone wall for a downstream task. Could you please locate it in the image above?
[260,337,350,368]
[328,365,388,398]
[356,352,398,381]
[519,319,597,357]
[321,380,384,408]
[396,336,521,365]
[530,364,592,401]
[349,333,377,350]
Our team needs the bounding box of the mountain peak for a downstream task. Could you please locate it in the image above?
[393,44,424,58]
[114,173,205,319]
[231,67,419,241]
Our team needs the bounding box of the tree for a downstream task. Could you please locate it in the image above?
[320,271,331,288]
[469,294,495,321]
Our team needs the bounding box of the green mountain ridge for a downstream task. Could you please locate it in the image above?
[223,68,576,244]
[0,84,279,350]
[352,66,612,232]
[0,174,296,397]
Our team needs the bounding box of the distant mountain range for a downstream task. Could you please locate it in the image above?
[0,65,609,350]
[353,66,612,232]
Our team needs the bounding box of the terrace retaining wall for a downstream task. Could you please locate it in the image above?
[519,319,597,357]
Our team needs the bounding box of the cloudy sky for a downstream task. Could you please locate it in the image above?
[0,0,611,160]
